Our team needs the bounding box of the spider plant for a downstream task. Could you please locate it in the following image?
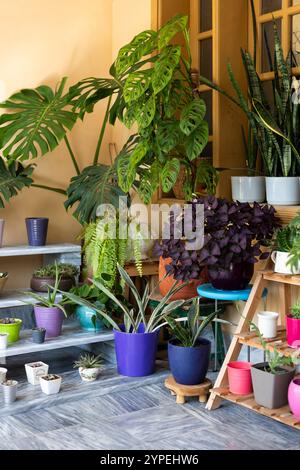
[61,264,188,333]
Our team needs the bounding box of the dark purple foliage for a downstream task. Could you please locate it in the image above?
[153,196,281,281]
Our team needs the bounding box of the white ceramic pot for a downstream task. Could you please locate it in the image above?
[231,176,266,203]
[39,375,62,395]
[0,333,8,350]
[266,177,300,206]
[257,312,279,339]
[25,362,49,385]
[79,367,101,382]
[0,367,7,384]
[271,251,300,275]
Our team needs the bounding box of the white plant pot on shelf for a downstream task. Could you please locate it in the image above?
[79,367,101,382]
[25,362,49,386]
[0,333,8,350]
[0,367,7,384]
[266,177,300,205]
[257,312,279,339]
[39,375,62,395]
[271,251,300,275]
[231,176,266,203]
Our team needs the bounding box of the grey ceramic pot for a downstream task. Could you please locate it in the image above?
[251,362,295,409]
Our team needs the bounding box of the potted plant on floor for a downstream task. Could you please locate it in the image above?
[62,264,188,377]
[154,196,280,292]
[250,324,296,409]
[30,263,79,292]
[25,361,49,385]
[74,353,103,382]
[0,318,22,343]
[24,265,67,338]
[1,379,18,404]
[165,298,219,385]
[39,374,62,395]
[286,301,300,349]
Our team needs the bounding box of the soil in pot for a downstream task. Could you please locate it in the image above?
[208,262,254,291]
[168,338,211,386]
[31,275,75,293]
[251,362,295,409]
[159,257,208,300]
[0,318,22,343]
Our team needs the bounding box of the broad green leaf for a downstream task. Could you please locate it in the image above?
[158,14,188,50]
[128,140,149,173]
[156,120,181,153]
[0,160,34,208]
[70,78,118,118]
[180,98,206,136]
[185,121,209,161]
[115,30,158,76]
[161,158,180,193]
[0,78,77,162]
[123,70,152,103]
[137,162,161,204]
[117,138,148,193]
[152,46,181,95]
[123,101,140,129]
[137,95,156,129]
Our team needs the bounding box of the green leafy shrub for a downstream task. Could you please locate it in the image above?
[290,302,300,320]
[33,263,79,278]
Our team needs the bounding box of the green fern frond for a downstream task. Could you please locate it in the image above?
[133,238,143,277]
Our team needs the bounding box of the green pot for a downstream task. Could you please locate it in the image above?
[0,319,22,343]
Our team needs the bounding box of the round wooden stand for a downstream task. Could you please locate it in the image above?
[165,375,213,405]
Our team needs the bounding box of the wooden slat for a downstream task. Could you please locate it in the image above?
[262,272,300,287]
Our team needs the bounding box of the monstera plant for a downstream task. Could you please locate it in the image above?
[0,14,212,221]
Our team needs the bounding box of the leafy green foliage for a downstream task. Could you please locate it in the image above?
[290,301,300,320]
[73,353,103,370]
[0,159,34,208]
[33,263,79,278]
[180,99,206,136]
[158,14,188,50]
[161,158,180,193]
[0,78,77,162]
[185,121,209,161]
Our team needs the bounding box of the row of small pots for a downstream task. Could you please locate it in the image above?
[257,311,300,348]
[231,176,300,206]
[227,361,300,417]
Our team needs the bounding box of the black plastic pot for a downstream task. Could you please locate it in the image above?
[32,328,46,344]
[168,338,211,385]
[208,262,254,291]
[251,362,295,409]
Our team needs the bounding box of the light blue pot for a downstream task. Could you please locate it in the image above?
[76,305,105,332]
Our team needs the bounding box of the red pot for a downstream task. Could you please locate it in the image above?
[159,257,208,301]
[286,316,300,348]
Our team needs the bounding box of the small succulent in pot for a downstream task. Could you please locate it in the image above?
[74,353,103,382]
[154,196,280,290]
[31,263,79,293]
[39,374,62,395]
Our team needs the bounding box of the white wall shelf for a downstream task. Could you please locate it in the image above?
[0,243,81,258]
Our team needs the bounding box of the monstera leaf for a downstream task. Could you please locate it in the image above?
[65,164,128,225]
[158,14,188,50]
[0,78,77,162]
[115,30,158,76]
[70,77,119,118]
[0,159,34,208]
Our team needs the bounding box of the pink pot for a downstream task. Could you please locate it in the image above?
[286,316,300,348]
[227,361,253,395]
[288,377,300,419]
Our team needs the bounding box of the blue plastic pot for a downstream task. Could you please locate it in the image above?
[25,218,48,246]
[114,324,159,377]
[76,305,105,332]
[168,338,211,385]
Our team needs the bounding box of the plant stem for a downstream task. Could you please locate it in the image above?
[32,184,67,196]
[64,136,80,175]
[93,95,113,165]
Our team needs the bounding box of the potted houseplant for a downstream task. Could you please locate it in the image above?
[271,225,300,275]
[25,217,49,246]
[165,298,218,385]
[25,361,49,385]
[1,379,18,404]
[74,353,103,382]
[31,327,46,344]
[24,265,67,338]
[30,263,78,292]
[0,272,8,295]
[39,374,62,395]
[154,196,280,292]
[250,325,296,409]
[286,301,300,349]
[0,318,22,343]
[62,264,188,378]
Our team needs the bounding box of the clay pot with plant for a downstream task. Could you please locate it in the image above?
[30,263,78,293]
[74,353,103,382]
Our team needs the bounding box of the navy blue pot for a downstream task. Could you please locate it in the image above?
[26,218,48,246]
[168,338,211,385]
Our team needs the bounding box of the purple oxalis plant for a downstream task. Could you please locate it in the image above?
[153,196,281,281]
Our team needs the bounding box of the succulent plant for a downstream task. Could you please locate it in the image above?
[154,196,280,281]
[290,302,300,320]
[33,263,79,278]
[73,354,103,370]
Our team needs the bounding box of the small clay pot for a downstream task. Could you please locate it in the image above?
[30,275,75,293]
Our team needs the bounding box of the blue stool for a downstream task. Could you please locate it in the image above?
[197,284,268,371]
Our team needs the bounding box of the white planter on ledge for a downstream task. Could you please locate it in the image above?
[257,311,279,339]
[25,362,49,386]
[271,251,300,275]
[39,374,62,395]
[231,176,266,203]
[266,177,300,206]
[79,367,101,382]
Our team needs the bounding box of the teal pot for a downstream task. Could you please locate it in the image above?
[266,177,300,206]
[76,305,105,332]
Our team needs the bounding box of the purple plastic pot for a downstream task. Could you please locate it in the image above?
[26,218,49,246]
[114,324,159,377]
[34,305,63,338]
[208,262,254,291]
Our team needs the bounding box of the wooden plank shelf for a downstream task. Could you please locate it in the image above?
[236,327,300,359]
[212,387,300,430]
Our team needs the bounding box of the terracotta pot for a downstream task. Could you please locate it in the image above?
[159,257,208,301]
[30,275,75,293]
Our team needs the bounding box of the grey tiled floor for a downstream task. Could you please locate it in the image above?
[1,347,300,450]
